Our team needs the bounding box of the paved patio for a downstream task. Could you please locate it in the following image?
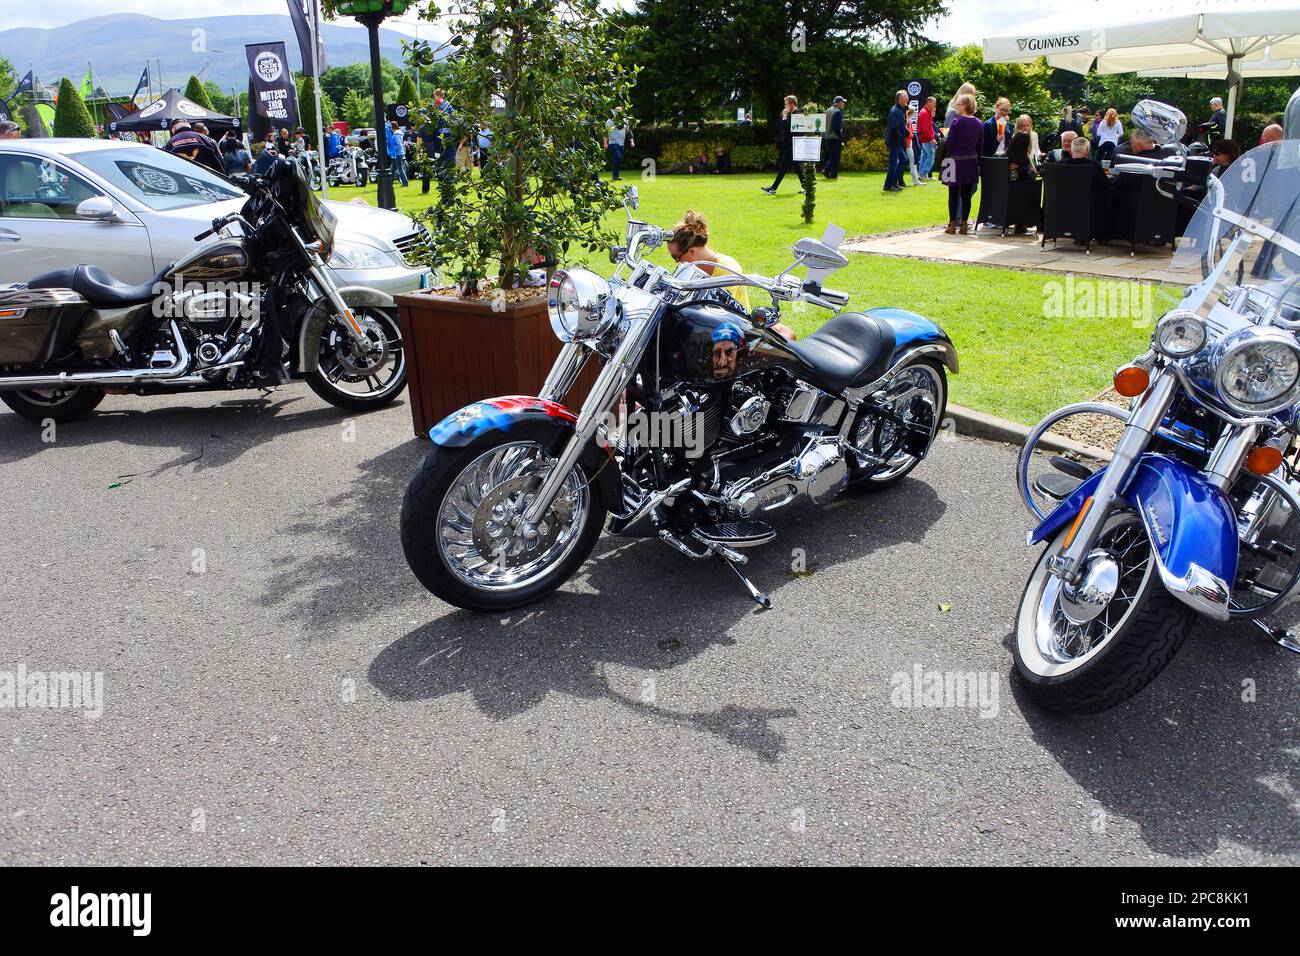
[845,226,1201,285]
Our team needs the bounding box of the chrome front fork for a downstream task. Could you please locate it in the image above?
[1053,370,1178,579]
[522,304,661,524]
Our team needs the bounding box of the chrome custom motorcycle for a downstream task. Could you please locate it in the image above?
[0,157,405,423]
[401,188,958,611]
[1014,116,1300,712]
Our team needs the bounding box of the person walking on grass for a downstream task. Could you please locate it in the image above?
[883,89,909,192]
[821,95,845,179]
[604,107,633,181]
[905,104,925,185]
[942,93,982,235]
[762,95,800,195]
[918,96,937,179]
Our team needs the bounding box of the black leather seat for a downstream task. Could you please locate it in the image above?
[27,263,168,307]
[787,311,895,394]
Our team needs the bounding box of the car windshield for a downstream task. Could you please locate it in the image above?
[1174,141,1300,297]
[66,145,244,211]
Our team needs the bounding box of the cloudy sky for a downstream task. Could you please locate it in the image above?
[2,0,1067,43]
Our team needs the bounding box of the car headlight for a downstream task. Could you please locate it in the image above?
[1153,310,1207,358]
[1214,328,1300,414]
[548,268,612,342]
[330,241,392,270]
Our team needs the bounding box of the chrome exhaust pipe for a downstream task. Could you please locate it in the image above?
[0,321,190,391]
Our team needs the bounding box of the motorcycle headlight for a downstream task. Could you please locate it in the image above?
[1153,310,1207,358]
[330,241,391,270]
[1214,328,1300,414]
[547,268,612,343]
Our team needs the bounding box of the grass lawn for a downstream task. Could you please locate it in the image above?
[327,171,1158,425]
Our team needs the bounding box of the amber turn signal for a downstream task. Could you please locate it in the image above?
[1113,364,1150,397]
[1246,445,1284,476]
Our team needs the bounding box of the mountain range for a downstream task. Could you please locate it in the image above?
[0,13,420,96]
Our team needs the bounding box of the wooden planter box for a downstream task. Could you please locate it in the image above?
[395,289,600,439]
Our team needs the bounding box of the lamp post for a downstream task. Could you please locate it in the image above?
[334,0,408,210]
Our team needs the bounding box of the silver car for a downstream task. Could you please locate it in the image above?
[0,139,432,293]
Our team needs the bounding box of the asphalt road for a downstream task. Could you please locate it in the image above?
[0,386,1296,865]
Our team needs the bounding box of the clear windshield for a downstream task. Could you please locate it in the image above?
[1174,141,1300,299]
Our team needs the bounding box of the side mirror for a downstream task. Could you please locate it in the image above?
[626,185,640,210]
[75,196,117,222]
[793,237,848,271]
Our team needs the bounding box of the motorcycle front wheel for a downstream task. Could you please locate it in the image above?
[402,435,606,611]
[1014,511,1194,714]
[305,307,407,411]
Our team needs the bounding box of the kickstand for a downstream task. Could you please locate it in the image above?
[1250,618,1300,653]
[719,551,772,610]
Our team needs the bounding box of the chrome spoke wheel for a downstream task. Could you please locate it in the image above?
[317,308,405,400]
[436,441,589,593]
[1030,515,1152,674]
[852,361,943,482]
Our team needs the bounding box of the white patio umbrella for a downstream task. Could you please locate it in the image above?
[982,0,1300,137]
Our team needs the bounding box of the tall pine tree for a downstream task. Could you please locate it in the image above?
[184,75,214,109]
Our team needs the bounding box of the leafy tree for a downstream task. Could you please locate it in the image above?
[341,88,373,129]
[0,56,16,103]
[297,76,338,148]
[622,0,939,132]
[319,60,401,110]
[929,45,1058,129]
[52,77,96,137]
[414,0,638,289]
[184,75,214,109]
[202,81,229,113]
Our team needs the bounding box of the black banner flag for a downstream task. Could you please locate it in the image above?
[245,42,299,140]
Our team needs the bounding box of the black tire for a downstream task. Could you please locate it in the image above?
[1,386,105,424]
[847,358,947,490]
[357,169,368,187]
[304,308,407,412]
[1013,513,1196,714]
[401,435,606,612]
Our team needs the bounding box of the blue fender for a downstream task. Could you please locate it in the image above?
[1030,453,1236,620]
[427,395,622,512]
[864,307,959,374]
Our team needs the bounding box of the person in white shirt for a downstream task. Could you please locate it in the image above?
[1095,108,1122,161]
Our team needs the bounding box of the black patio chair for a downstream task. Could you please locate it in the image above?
[1108,174,1179,255]
[975,156,1043,237]
[1040,162,1098,253]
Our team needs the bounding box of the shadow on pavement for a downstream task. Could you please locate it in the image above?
[1008,628,1299,859]
[0,390,354,474]
[260,434,947,760]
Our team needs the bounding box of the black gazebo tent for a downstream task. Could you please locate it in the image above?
[107,88,239,137]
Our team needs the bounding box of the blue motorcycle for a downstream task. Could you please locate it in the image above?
[1014,111,1300,712]
[402,190,957,610]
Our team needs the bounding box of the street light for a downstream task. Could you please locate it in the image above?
[333,0,409,210]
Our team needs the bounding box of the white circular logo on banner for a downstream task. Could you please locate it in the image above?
[395,104,408,119]
[138,99,166,118]
[255,52,284,83]
[177,100,205,117]
[131,166,179,194]
[907,81,922,98]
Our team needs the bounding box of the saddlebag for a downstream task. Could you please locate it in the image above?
[0,286,91,366]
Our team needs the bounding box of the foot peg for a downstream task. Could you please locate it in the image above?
[1251,618,1300,654]
[1033,473,1080,501]
[692,520,777,548]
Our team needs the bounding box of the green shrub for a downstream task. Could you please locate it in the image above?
[729,145,773,170]
[840,137,889,172]
[659,137,733,166]
[52,78,96,138]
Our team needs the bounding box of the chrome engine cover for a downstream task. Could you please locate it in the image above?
[722,434,848,515]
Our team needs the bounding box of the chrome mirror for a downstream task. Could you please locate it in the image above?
[76,196,116,222]
[793,237,848,271]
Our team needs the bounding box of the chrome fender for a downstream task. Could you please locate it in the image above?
[1030,453,1236,621]
[294,285,397,373]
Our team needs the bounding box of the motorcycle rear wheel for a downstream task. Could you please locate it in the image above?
[1,386,105,424]
[848,358,946,489]
[1014,511,1194,713]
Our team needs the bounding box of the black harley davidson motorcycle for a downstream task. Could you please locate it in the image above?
[400,187,958,611]
[0,157,405,423]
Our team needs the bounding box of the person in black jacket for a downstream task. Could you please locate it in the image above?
[762,95,800,195]
[162,119,224,174]
[883,89,909,191]
[822,95,845,179]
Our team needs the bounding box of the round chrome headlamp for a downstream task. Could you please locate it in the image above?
[547,268,612,343]
[1213,327,1300,414]
[1153,310,1207,358]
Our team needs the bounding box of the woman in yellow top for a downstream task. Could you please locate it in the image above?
[666,210,797,339]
